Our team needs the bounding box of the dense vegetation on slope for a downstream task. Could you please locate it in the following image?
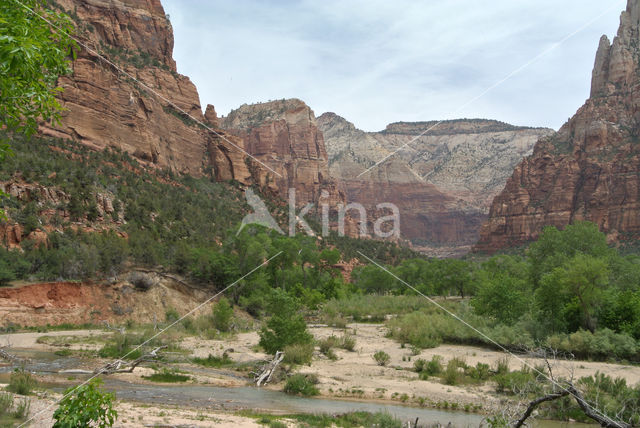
[0,135,415,301]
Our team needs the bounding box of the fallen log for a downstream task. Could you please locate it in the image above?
[252,351,285,386]
[96,346,167,375]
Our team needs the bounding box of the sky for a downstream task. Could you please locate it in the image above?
[162,0,624,132]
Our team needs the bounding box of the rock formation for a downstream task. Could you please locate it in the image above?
[41,0,252,183]
[36,1,349,227]
[318,114,552,256]
[475,0,640,252]
[220,100,353,231]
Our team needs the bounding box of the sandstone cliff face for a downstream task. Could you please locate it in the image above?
[318,113,552,255]
[41,0,251,184]
[475,0,640,252]
[220,100,351,225]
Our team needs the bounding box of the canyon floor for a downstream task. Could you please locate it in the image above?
[1,320,638,427]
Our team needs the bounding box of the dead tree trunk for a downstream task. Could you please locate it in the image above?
[513,382,631,428]
[253,351,285,386]
[95,346,167,375]
[0,347,18,362]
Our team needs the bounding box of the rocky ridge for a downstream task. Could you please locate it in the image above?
[476,0,640,252]
[318,113,553,255]
[220,100,355,233]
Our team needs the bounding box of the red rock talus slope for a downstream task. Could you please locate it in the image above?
[318,114,552,256]
[476,0,640,252]
[41,0,252,182]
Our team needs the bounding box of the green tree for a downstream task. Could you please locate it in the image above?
[212,297,234,332]
[536,254,609,333]
[528,222,611,287]
[259,289,313,354]
[472,273,529,325]
[0,259,16,286]
[53,378,117,428]
[1,0,75,136]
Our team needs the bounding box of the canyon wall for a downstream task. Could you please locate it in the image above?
[319,114,552,256]
[475,0,640,252]
[40,0,252,184]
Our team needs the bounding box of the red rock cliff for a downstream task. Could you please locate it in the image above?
[220,100,353,229]
[475,0,640,252]
[41,0,251,183]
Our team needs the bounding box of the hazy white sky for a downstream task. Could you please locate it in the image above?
[162,0,624,132]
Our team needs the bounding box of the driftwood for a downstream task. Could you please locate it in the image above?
[96,346,167,375]
[513,382,631,428]
[252,351,284,386]
[0,347,18,362]
[102,320,126,335]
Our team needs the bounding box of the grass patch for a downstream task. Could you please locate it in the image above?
[322,295,428,323]
[282,343,314,366]
[283,374,319,396]
[192,353,233,368]
[241,410,402,428]
[7,369,37,395]
[142,368,191,383]
[0,392,31,426]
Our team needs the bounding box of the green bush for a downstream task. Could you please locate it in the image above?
[443,360,461,385]
[338,334,356,351]
[259,290,313,355]
[282,343,314,365]
[212,297,234,332]
[283,374,319,396]
[546,329,639,360]
[414,355,443,379]
[494,369,534,394]
[466,362,491,381]
[373,351,390,366]
[142,368,190,383]
[192,353,233,368]
[7,369,37,395]
[53,378,117,428]
[98,333,143,360]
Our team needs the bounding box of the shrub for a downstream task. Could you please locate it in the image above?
[467,362,491,381]
[259,290,313,355]
[0,392,13,415]
[142,368,191,383]
[98,333,143,359]
[212,297,234,332]
[165,307,180,323]
[546,329,639,360]
[282,343,314,365]
[283,374,319,396]
[494,369,534,394]
[128,272,155,291]
[338,334,356,352]
[443,360,461,385]
[373,351,390,366]
[494,357,510,376]
[8,369,37,395]
[53,378,117,428]
[192,353,233,368]
[414,355,443,379]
